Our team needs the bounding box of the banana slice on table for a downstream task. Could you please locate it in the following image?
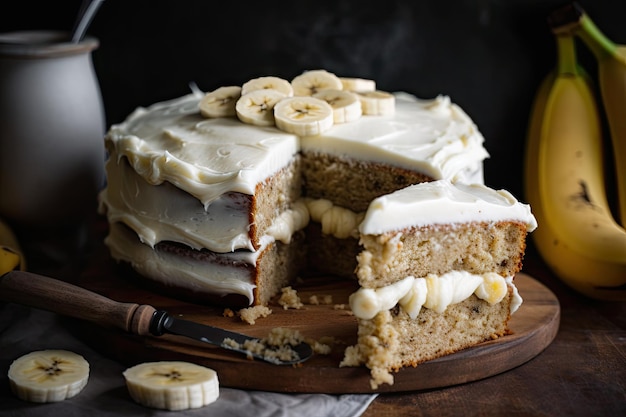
[313,89,362,123]
[274,96,334,135]
[199,86,242,118]
[357,90,396,115]
[241,76,294,97]
[123,361,219,411]
[8,350,90,403]
[340,77,376,92]
[291,69,344,96]
[236,89,286,126]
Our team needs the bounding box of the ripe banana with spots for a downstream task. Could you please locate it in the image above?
[550,2,626,227]
[524,31,626,300]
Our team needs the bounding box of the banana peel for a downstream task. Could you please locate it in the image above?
[0,218,26,274]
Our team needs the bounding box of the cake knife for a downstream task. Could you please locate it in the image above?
[0,270,313,365]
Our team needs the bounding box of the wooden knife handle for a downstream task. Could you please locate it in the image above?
[0,270,156,336]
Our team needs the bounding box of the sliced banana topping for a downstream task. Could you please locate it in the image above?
[123,361,219,411]
[236,89,286,126]
[291,69,344,96]
[274,96,334,136]
[313,89,363,124]
[8,349,90,403]
[340,77,376,92]
[357,90,396,115]
[241,76,294,97]
[199,86,242,118]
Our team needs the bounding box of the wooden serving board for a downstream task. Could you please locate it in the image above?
[74,270,560,394]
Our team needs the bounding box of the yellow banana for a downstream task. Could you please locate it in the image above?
[0,218,25,274]
[524,32,626,300]
[549,2,626,227]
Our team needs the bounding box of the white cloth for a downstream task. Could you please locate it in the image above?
[0,303,377,416]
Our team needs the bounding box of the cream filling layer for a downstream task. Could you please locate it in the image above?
[349,271,522,320]
[304,198,364,239]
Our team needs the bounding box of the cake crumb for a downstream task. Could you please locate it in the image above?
[222,327,305,364]
[309,294,333,305]
[333,304,346,310]
[278,286,304,310]
[238,305,272,325]
[305,338,333,355]
[223,308,235,318]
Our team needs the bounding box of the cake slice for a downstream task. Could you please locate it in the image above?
[341,180,537,389]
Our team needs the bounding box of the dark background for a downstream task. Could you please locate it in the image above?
[2,0,625,199]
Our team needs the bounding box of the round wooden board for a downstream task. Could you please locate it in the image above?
[74,272,560,394]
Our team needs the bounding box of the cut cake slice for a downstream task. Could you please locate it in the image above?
[341,179,537,389]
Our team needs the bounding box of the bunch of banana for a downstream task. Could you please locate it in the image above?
[0,217,25,274]
[524,15,626,300]
[564,3,626,227]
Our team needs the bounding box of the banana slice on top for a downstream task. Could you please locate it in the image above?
[357,90,396,115]
[199,86,242,118]
[8,349,90,403]
[313,89,362,124]
[340,77,376,93]
[123,361,219,411]
[291,69,344,96]
[241,76,294,97]
[274,96,334,135]
[236,89,286,126]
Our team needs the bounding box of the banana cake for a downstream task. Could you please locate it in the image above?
[340,180,537,388]
[98,69,489,306]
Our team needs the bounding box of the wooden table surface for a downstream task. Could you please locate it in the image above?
[16,220,626,416]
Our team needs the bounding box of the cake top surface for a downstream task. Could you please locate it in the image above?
[359,179,538,235]
[106,93,300,206]
[105,71,489,206]
[299,93,488,183]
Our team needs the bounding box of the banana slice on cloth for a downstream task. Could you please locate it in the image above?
[8,350,90,403]
[357,90,396,115]
[123,361,219,411]
[313,89,362,123]
[340,77,376,92]
[0,218,25,274]
[199,86,242,118]
[291,69,343,96]
[274,96,334,135]
[241,76,294,97]
[236,89,286,126]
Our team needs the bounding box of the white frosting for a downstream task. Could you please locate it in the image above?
[300,93,489,184]
[349,271,520,320]
[105,223,258,302]
[360,179,538,235]
[106,93,300,207]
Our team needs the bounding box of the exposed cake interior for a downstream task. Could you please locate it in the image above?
[341,180,537,388]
